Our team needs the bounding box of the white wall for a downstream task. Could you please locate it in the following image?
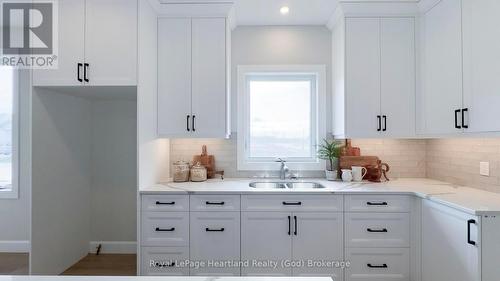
[230,25,333,132]
[90,100,137,243]
[31,88,91,275]
[0,71,31,251]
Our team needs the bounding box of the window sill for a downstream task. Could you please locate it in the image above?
[237,161,326,171]
[0,189,19,199]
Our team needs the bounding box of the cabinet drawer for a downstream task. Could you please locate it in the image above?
[190,212,240,276]
[345,248,410,281]
[142,195,189,212]
[241,195,343,212]
[141,247,189,276]
[345,195,410,212]
[190,195,240,212]
[141,212,189,247]
[345,213,410,248]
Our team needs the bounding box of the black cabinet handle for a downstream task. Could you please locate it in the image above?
[287,216,291,235]
[192,115,196,132]
[155,227,175,232]
[462,108,469,129]
[367,263,388,269]
[382,115,387,132]
[77,63,83,82]
[467,219,476,246]
[206,201,225,206]
[186,115,190,132]
[156,201,175,205]
[294,216,297,236]
[283,201,302,206]
[206,227,225,232]
[367,228,388,233]
[83,63,89,82]
[377,115,382,131]
[366,202,388,206]
[455,109,462,129]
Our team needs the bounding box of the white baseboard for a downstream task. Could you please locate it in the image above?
[89,241,136,254]
[0,240,30,253]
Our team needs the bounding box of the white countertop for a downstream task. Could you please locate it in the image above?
[0,277,332,281]
[140,178,500,215]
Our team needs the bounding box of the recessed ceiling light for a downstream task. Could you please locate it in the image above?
[280,6,290,15]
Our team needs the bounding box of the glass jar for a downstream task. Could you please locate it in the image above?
[190,162,207,182]
[172,161,190,182]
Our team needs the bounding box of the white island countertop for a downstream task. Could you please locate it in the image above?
[0,277,332,281]
[140,178,500,216]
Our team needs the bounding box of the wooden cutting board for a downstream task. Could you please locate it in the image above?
[339,156,380,170]
[341,139,361,156]
[193,145,216,179]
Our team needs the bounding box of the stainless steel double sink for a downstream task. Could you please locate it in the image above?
[249,182,325,189]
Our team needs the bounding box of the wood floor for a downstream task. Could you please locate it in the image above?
[0,253,29,275]
[62,254,137,276]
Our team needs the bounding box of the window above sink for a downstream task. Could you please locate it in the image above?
[237,65,327,171]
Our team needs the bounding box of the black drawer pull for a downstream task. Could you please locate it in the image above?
[206,227,225,232]
[462,108,469,129]
[455,109,461,129]
[467,219,476,246]
[367,263,388,269]
[367,228,388,233]
[155,261,175,268]
[377,115,382,131]
[294,216,298,236]
[287,216,291,235]
[366,202,388,206]
[156,201,175,205]
[283,201,302,206]
[155,227,175,232]
[206,201,225,205]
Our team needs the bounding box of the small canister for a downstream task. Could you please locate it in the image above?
[173,160,190,182]
[190,162,207,182]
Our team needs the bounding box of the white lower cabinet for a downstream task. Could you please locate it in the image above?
[421,200,480,281]
[141,212,189,247]
[345,248,410,281]
[189,212,240,276]
[345,213,410,248]
[240,211,343,278]
[141,247,189,276]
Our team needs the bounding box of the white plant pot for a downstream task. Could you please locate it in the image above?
[325,170,338,181]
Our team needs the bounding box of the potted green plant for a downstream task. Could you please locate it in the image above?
[317,139,342,181]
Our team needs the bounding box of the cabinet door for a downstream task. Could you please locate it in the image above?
[84,0,137,85]
[33,0,85,86]
[190,212,240,276]
[191,18,228,138]
[292,213,343,279]
[380,18,415,137]
[345,18,381,137]
[420,0,463,135]
[241,212,292,276]
[462,0,500,133]
[157,18,192,137]
[422,200,480,281]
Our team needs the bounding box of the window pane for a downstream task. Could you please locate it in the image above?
[0,68,14,190]
[249,77,313,158]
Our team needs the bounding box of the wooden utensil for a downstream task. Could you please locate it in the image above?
[192,145,216,179]
[341,139,361,156]
[339,156,380,170]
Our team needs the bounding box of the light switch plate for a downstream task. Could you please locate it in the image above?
[480,162,490,176]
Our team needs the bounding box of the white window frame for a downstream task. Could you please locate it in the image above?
[237,65,327,171]
[0,68,19,199]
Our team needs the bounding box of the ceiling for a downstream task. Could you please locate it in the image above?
[157,0,421,26]
[233,0,339,26]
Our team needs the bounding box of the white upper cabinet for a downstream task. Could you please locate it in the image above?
[419,0,463,135]
[157,18,192,137]
[157,17,230,138]
[344,18,381,138]
[33,0,137,86]
[32,0,85,86]
[84,0,138,86]
[334,16,416,138]
[462,0,500,133]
